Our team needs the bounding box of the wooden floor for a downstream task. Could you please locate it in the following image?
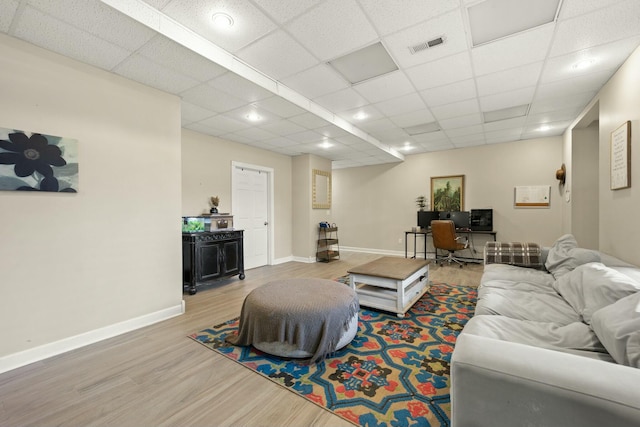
[0,252,482,427]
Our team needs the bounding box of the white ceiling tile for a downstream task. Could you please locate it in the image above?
[161,0,277,53]
[237,30,318,80]
[222,104,281,125]
[315,125,351,139]
[451,134,485,147]
[262,136,299,148]
[405,52,473,90]
[356,117,396,133]
[522,120,572,137]
[373,93,427,117]
[359,0,458,36]
[536,69,613,99]
[528,91,596,115]
[181,83,247,113]
[338,105,384,124]
[114,54,199,93]
[550,0,640,57]
[184,122,226,136]
[558,0,623,20]
[209,72,274,103]
[421,79,477,107]
[483,116,526,132]
[13,6,131,70]
[141,0,172,9]
[476,62,543,97]
[439,113,483,130]
[484,128,523,144]
[280,64,349,100]
[445,124,484,138]
[383,9,468,69]
[389,109,436,128]
[0,1,18,32]
[542,36,640,83]
[136,35,227,82]
[286,0,378,61]
[287,130,325,143]
[288,112,331,129]
[525,107,583,127]
[251,0,317,24]
[27,0,156,51]
[314,88,368,112]
[412,130,449,144]
[231,126,277,141]
[471,24,555,76]
[253,96,307,118]
[432,99,480,120]
[353,71,414,103]
[372,127,412,141]
[479,87,536,112]
[258,119,306,136]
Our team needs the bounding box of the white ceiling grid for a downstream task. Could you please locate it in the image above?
[1,0,639,168]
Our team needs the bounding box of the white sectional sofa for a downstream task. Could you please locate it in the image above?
[451,235,640,427]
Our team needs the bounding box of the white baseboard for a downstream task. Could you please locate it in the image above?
[272,255,294,265]
[292,256,315,263]
[0,301,185,375]
[339,246,407,257]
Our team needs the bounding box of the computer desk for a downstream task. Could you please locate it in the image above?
[405,228,497,261]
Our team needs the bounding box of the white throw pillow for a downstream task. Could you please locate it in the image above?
[545,234,600,278]
[591,292,640,368]
[553,262,640,324]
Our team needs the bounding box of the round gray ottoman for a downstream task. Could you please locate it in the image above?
[226,278,359,361]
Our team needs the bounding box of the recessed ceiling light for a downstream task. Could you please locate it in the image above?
[245,112,261,122]
[572,59,595,71]
[212,12,234,29]
[538,124,551,132]
[402,142,414,151]
[353,111,368,120]
[403,122,441,135]
[320,140,333,149]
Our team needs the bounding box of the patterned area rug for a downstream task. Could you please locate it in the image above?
[188,279,477,427]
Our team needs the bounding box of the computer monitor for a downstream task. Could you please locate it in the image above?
[440,211,470,229]
[417,211,439,229]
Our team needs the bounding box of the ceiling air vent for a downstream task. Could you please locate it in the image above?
[409,36,445,55]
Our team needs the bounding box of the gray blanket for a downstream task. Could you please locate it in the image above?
[226,278,359,362]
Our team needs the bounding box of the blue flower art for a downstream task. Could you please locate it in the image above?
[0,128,78,192]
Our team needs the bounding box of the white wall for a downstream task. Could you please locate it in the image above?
[565,45,640,265]
[0,35,183,369]
[181,129,293,262]
[333,136,564,254]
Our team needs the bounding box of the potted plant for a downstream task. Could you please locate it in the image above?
[416,195,427,211]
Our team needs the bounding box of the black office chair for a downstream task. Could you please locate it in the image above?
[431,220,469,267]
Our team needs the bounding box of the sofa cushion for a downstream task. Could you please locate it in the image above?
[462,315,607,354]
[591,292,640,368]
[475,287,581,325]
[545,234,600,278]
[553,262,640,324]
[482,263,555,288]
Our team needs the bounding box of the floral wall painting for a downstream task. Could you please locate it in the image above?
[431,175,464,211]
[0,127,78,192]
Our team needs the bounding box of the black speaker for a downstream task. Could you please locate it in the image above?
[470,209,493,231]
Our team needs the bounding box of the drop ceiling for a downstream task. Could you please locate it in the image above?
[2,0,640,169]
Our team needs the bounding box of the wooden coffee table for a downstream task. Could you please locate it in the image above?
[347,257,429,317]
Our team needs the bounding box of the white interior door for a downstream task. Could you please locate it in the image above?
[232,164,270,270]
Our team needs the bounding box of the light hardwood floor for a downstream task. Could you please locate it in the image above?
[0,252,482,427]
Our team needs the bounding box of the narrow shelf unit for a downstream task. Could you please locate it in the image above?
[316,226,340,262]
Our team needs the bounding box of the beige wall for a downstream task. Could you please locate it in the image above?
[333,137,564,254]
[0,35,183,364]
[181,129,293,262]
[291,154,333,260]
[565,45,640,265]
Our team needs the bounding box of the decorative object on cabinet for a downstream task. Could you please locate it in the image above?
[182,216,244,295]
[312,169,331,209]
[0,127,78,192]
[316,225,339,262]
[610,121,631,190]
[209,196,219,214]
[431,175,464,211]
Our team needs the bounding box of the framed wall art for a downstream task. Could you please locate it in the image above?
[0,127,78,193]
[431,175,464,211]
[610,121,631,190]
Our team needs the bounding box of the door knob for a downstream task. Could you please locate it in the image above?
[264,221,268,226]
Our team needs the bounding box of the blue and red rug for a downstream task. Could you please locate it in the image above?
[188,281,477,427]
